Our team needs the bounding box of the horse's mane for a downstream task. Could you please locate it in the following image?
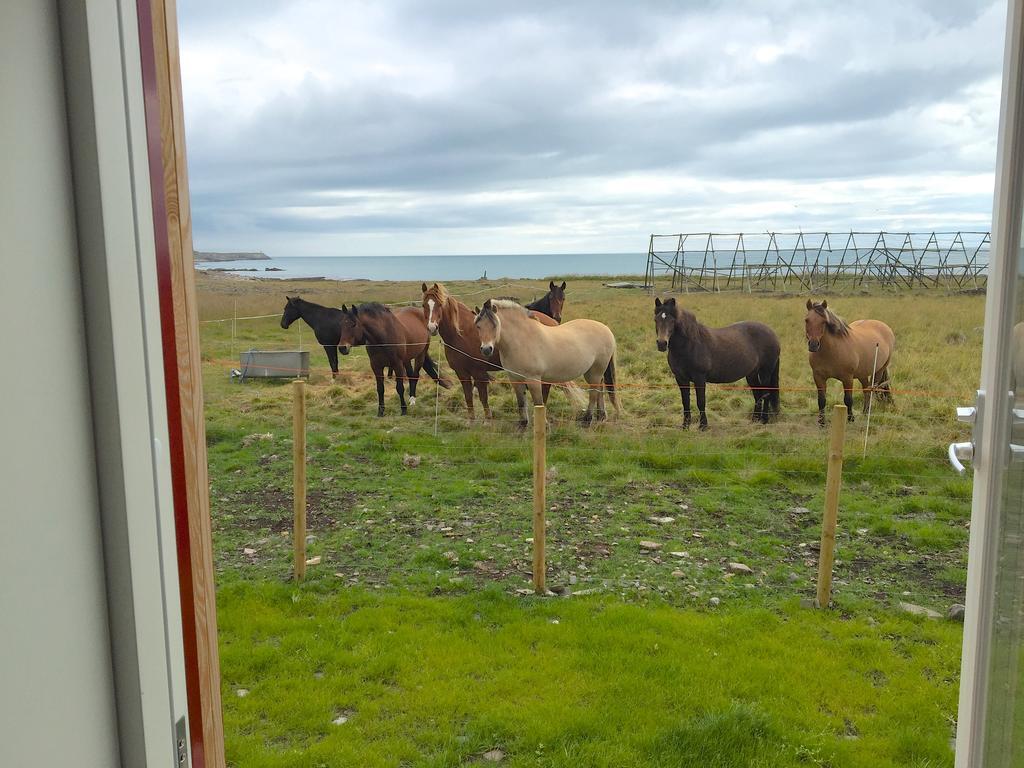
[358,299,393,313]
[490,298,529,317]
[810,302,850,337]
[676,307,711,342]
[425,283,466,337]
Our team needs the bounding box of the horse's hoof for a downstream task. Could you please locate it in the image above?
[517,420,529,431]
[408,396,416,407]
[699,423,710,432]
[682,421,691,430]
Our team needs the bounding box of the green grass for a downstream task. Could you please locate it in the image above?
[219,582,961,768]
[199,272,984,766]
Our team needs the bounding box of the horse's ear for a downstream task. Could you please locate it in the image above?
[655,297,662,308]
[665,297,676,306]
[549,280,556,291]
[560,281,566,290]
[351,305,358,316]
[820,299,827,309]
[474,305,481,315]
[341,303,347,312]
[421,282,428,293]
[806,299,813,310]
[483,299,492,311]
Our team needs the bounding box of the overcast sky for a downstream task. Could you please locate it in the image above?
[177,0,1006,257]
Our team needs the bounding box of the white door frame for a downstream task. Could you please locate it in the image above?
[956,0,1024,765]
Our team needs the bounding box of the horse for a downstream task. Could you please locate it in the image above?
[279,296,348,378]
[421,282,503,418]
[804,299,895,426]
[654,297,781,430]
[336,302,450,416]
[474,299,618,427]
[526,280,567,323]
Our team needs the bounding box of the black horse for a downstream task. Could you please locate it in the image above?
[526,280,567,323]
[279,296,348,377]
[654,297,781,430]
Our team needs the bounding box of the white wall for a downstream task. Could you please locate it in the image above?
[0,1,122,765]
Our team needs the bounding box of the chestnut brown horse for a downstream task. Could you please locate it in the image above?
[804,299,894,426]
[337,303,450,416]
[422,282,501,418]
[654,297,780,430]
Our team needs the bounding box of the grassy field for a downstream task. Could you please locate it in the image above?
[198,271,983,766]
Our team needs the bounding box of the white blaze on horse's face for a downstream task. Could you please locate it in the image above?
[426,298,438,335]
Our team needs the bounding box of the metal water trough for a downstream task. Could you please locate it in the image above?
[238,350,310,380]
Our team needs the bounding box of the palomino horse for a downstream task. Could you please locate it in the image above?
[337,303,450,416]
[654,297,781,430]
[279,296,350,378]
[526,280,567,323]
[804,299,895,426]
[474,299,618,427]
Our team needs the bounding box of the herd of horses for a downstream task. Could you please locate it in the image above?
[279,283,895,429]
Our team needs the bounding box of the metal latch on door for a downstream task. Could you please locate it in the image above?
[949,390,984,475]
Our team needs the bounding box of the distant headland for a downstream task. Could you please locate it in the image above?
[194,250,270,262]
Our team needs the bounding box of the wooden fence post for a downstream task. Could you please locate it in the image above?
[293,379,307,581]
[533,404,546,594]
[816,404,847,607]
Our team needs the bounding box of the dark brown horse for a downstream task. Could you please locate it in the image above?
[421,282,500,418]
[526,280,567,323]
[337,303,450,416]
[654,297,781,430]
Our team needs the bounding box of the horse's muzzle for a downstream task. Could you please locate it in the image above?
[280,319,289,329]
[656,340,668,352]
[807,339,820,353]
[427,323,438,336]
[480,344,494,358]
[339,345,351,355]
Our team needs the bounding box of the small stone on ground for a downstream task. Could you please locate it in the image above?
[898,601,942,619]
[482,749,505,762]
[727,562,753,575]
[948,604,966,622]
[639,541,662,551]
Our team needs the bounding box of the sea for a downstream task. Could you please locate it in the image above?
[196,247,991,282]
[197,253,645,281]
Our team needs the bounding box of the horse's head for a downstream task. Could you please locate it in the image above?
[280,296,301,329]
[422,282,445,336]
[805,299,828,352]
[337,304,362,355]
[474,299,501,358]
[654,297,678,352]
[547,280,567,323]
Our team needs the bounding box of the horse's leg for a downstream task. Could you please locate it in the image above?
[513,381,529,429]
[460,373,476,420]
[405,360,418,408]
[692,378,709,430]
[372,360,386,417]
[675,373,692,429]
[814,372,827,427]
[746,373,763,423]
[579,378,599,425]
[841,376,855,422]
[860,377,872,415]
[326,345,339,380]
[393,356,408,415]
[475,377,492,419]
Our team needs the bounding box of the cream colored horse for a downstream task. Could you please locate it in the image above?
[474,299,619,426]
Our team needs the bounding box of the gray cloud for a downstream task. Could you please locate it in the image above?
[178,0,1004,255]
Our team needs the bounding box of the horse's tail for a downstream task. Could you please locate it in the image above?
[422,353,452,389]
[768,355,781,414]
[562,382,588,409]
[604,353,620,414]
